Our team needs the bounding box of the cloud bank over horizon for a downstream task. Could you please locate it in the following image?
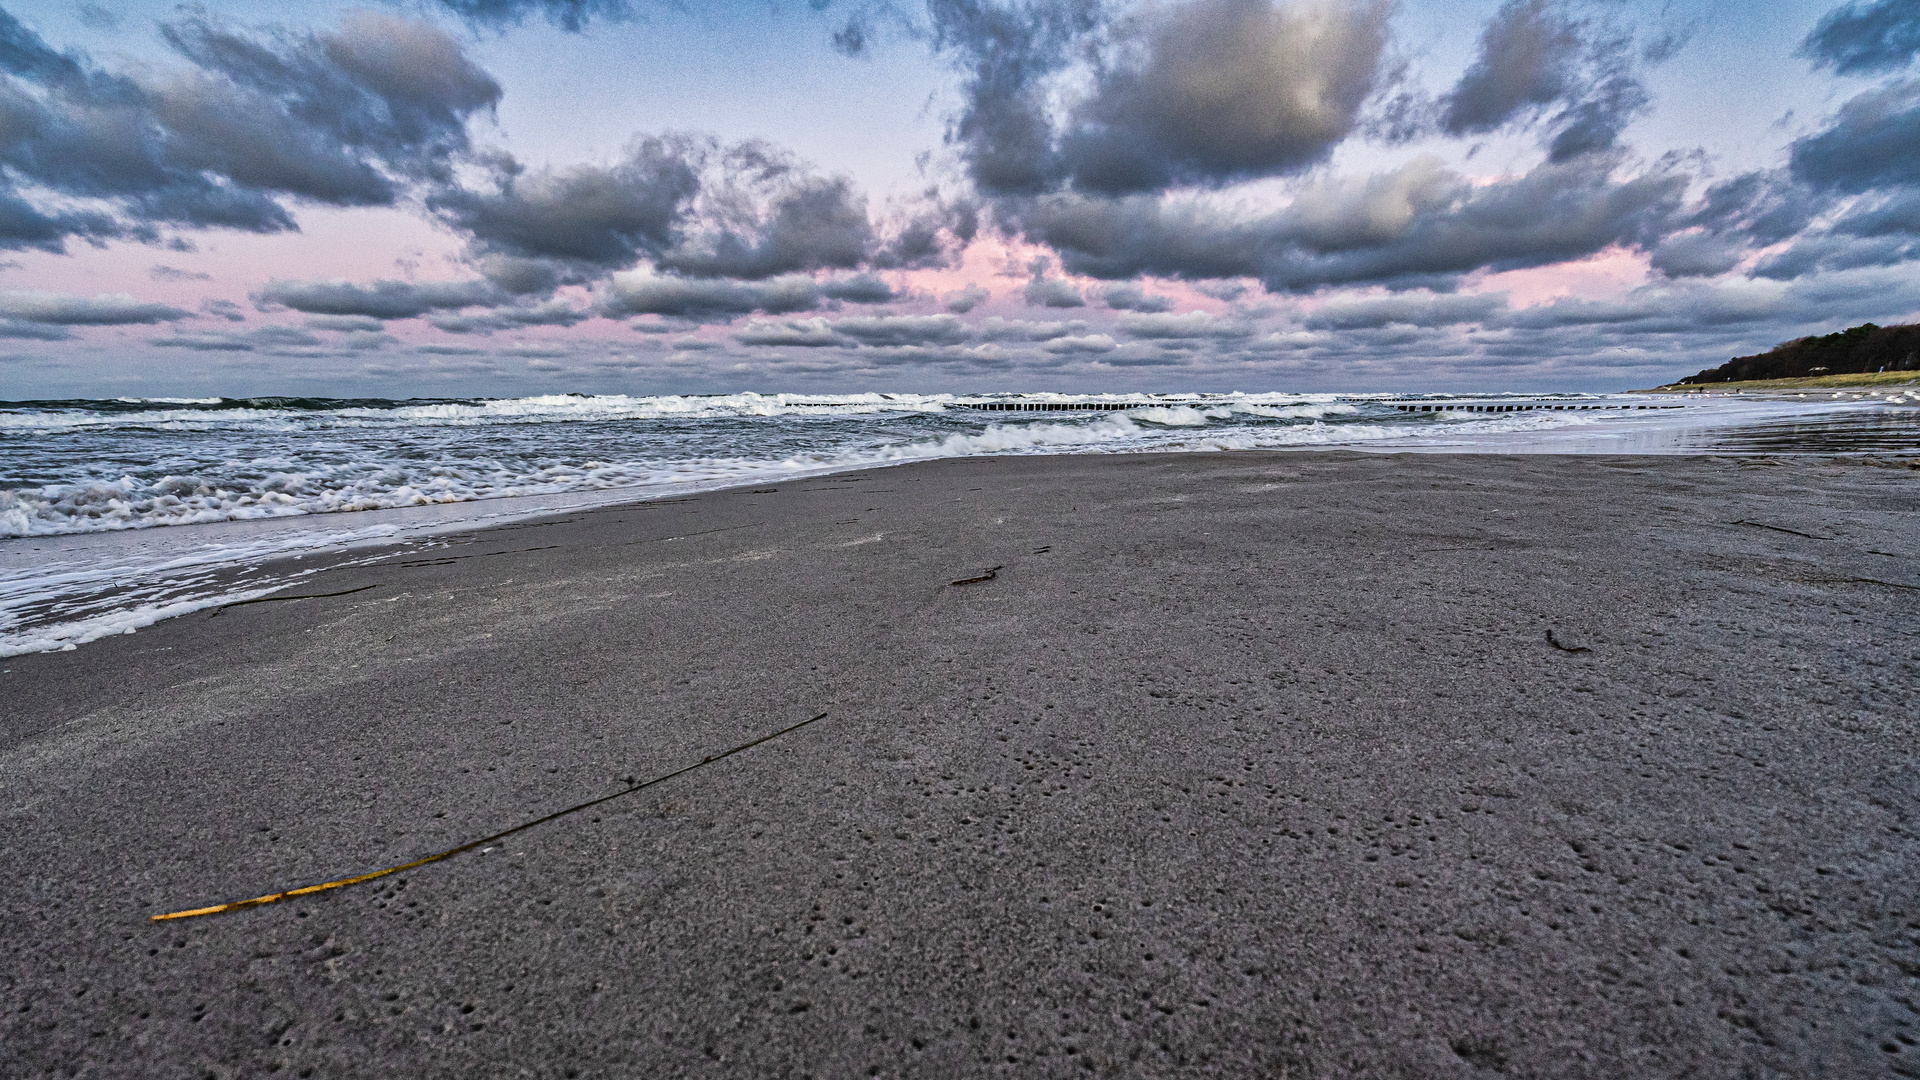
[1,0,1918,397]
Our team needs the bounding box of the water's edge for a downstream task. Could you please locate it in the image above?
[5,390,1916,657]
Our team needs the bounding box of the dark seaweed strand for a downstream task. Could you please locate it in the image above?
[151,712,831,921]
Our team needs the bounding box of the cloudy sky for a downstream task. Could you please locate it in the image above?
[0,0,1916,397]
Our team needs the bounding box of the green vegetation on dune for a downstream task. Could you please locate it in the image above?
[1675,322,1920,386]
[1640,370,1920,393]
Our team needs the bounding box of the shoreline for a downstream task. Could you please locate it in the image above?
[11,394,1920,656]
[3,450,1918,1077]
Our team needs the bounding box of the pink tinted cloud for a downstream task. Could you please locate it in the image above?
[879,233,1239,319]
[1476,245,1652,308]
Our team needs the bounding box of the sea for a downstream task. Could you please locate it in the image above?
[4,388,1918,658]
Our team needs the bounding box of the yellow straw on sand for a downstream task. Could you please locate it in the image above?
[152,711,830,922]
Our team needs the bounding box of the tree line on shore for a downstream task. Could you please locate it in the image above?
[1680,322,1920,384]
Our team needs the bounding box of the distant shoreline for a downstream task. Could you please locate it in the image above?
[1635,370,1920,393]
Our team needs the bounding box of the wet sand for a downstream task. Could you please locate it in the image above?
[3,451,1918,1078]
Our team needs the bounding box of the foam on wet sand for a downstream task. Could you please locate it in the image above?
[2,451,1916,1077]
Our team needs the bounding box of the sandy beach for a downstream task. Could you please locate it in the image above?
[3,450,1917,1078]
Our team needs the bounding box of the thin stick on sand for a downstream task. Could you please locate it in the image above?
[150,711,831,922]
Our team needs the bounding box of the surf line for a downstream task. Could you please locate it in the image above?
[209,583,380,616]
[151,711,831,922]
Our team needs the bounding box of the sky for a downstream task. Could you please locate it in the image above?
[0,0,1917,397]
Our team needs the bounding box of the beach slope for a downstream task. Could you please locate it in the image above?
[3,452,1917,1078]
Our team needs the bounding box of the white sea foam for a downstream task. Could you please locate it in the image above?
[0,393,1402,538]
[1,393,1891,540]
[0,523,409,656]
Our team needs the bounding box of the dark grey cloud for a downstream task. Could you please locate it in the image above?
[425,301,591,334]
[157,11,501,198]
[0,187,118,253]
[74,3,118,31]
[1102,281,1173,311]
[733,317,841,347]
[1193,280,1251,301]
[436,0,635,33]
[1070,271,1920,386]
[1441,0,1581,135]
[1115,310,1253,338]
[705,310,1118,353]
[338,329,398,351]
[1022,258,1084,306]
[942,283,990,312]
[1041,332,1116,353]
[0,9,255,246]
[0,8,498,249]
[927,0,1102,196]
[1115,269,1920,389]
[1439,0,1650,161]
[596,271,824,321]
[1095,347,1188,367]
[867,193,979,270]
[306,314,387,332]
[833,313,971,346]
[1495,283,1778,332]
[1749,187,1920,280]
[655,149,871,278]
[975,316,1088,341]
[931,0,1391,196]
[429,136,701,271]
[0,289,188,324]
[1789,77,1920,193]
[1019,152,1685,292]
[608,269,898,321]
[831,11,874,57]
[151,325,326,352]
[1829,186,1920,237]
[254,278,505,319]
[1540,41,1649,161]
[202,298,245,322]
[1683,170,1821,246]
[628,317,698,334]
[1703,70,1920,282]
[152,333,254,352]
[474,255,563,296]
[1648,231,1746,278]
[436,137,947,284]
[664,156,973,280]
[476,269,1920,389]
[818,273,897,303]
[1753,232,1919,279]
[1260,273,1912,349]
[1024,274,1084,307]
[0,319,71,340]
[149,264,211,282]
[254,325,330,349]
[1057,0,1392,193]
[2,8,946,298]
[1301,292,1504,330]
[1799,0,1920,76]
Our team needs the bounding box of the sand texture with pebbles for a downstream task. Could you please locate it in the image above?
[3,451,1917,1078]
